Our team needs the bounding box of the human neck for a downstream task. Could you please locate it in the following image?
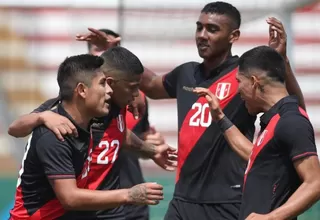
[203,50,232,76]
[260,86,289,113]
[61,100,91,130]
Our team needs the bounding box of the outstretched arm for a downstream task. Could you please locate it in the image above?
[76,28,179,100]
[8,98,77,141]
[8,98,60,138]
[8,112,45,138]
[267,17,305,110]
[139,67,171,99]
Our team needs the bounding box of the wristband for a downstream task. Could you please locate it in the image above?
[217,116,233,132]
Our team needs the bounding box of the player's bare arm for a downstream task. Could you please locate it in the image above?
[247,156,320,220]
[267,17,305,110]
[8,110,77,141]
[51,178,163,210]
[124,129,177,171]
[143,127,165,146]
[139,67,171,99]
[8,112,46,138]
[192,87,252,161]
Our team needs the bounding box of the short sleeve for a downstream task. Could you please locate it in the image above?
[162,64,184,98]
[276,114,318,161]
[36,132,75,179]
[31,97,60,113]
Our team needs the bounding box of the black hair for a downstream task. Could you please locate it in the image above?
[87,29,121,50]
[238,46,286,83]
[201,1,241,29]
[100,46,144,76]
[57,54,104,101]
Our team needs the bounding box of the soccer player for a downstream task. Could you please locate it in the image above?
[88,28,164,220]
[76,2,306,219]
[193,45,320,220]
[9,47,176,220]
[9,54,165,220]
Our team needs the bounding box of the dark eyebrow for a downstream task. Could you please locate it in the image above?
[196,21,220,30]
[207,23,220,30]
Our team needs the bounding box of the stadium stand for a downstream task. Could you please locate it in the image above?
[0,1,319,219]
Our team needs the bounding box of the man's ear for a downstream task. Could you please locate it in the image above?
[251,75,265,92]
[229,29,240,44]
[75,83,88,99]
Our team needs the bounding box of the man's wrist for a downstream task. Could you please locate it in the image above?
[141,143,156,159]
[215,112,225,121]
[122,189,132,204]
[217,115,233,133]
[37,111,47,125]
[266,211,278,220]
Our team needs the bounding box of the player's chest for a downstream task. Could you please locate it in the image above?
[90,114,126,162]
[177,68,239,129]
[245,114,281,175]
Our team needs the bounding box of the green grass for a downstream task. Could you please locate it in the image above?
[1,176,320,220]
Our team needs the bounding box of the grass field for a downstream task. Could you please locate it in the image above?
[1,175,320,220]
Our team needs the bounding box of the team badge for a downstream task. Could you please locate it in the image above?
[257,130,268,146]
[117,114,125,132]
[215,83,231,100]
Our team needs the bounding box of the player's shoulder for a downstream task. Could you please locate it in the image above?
[276,107,312,134]
[31,125,64,150]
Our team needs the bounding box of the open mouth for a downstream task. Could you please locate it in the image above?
[104,99,111,107]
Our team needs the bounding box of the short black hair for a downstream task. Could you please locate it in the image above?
[100,46,144,76]
[87,29,121,50]
[201,1,241,29]
[238,46,286,83]
[57,54,104,101]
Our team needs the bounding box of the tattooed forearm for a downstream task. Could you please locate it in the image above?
[123,129,156,158]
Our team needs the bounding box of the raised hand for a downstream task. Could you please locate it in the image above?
[39,111,78,141]
[266,17,287,57]
[152,144,177,171]
[76,28,121,51]
[192,87,225,120]
[128,182,164,205]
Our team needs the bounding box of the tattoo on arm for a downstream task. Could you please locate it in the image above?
[124,129,156,158]
[128,185,147,203]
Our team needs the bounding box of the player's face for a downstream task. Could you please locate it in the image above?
[107,74,141,108]
[83,71,113,117]
[195,13,239,60]
[236,72,262,115]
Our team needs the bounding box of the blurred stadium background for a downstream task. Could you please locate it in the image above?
[0,0,319,219]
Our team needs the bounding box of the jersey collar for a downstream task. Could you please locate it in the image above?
[198,55,239,79]
[260,95,298,129]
